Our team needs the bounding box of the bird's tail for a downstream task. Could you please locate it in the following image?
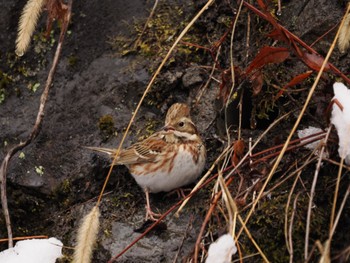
[84,146,117,157]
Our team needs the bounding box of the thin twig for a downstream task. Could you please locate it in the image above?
[322,158,350,171]
[226,0,244,142]
[284,169,301,260]
[305,125,332,260]
[0,0,72,248]
[172,215,194,263]
[330,157,344,232]
[134,0,159,48]
[194,46,221,105]
[330,184,350,238]
[0,235,48,243]
[289,191,302,263]
[244,1,251,66]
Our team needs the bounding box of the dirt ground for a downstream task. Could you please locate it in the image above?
[1,0,349,262]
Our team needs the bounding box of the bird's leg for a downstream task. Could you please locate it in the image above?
[144,189,161,221]
[165,187,191,199]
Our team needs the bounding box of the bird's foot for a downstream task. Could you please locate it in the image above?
[145,206,162,221]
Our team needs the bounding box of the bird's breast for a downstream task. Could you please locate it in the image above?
[129,142,206,193]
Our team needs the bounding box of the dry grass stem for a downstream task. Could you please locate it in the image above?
[16,0,46,56]
[329,157,344,233]
[236,214,270,262]
[330,184,350,237]
[224,111,292,181]
[322,158,350,171]
[194,48,220,105]
[319,239,331,263]
[73,206,100,263]
[284,169,301,260]
[134,0,159,48]
[305,125,332,258]
[289,192,302,263]
[218,174,237,235]
[227,0,244,141]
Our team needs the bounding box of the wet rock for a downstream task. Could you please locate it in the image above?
[182,67,203,88]
[163,71,183,86]
[101,214,201,262]
[282,0,342,41]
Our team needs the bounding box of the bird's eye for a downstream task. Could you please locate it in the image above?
[178,121,185,127]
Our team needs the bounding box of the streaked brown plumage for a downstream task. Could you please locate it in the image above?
[88,103,206,220]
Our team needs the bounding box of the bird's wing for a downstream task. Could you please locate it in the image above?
[117,133,170,165]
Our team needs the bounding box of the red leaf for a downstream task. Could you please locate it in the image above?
[250,70,264,96]
[246,46,290,75]
[275,71,313,100]
[302,52,330,72]
[232,140,245,166]
[267,29,287,42]
[287,70,313,86]
[234,140,245,157]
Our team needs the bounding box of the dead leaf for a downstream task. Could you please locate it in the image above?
[275,70,313,99]
[302,52,330,72]
[246,46,290,75]
[232,140,245,166]
[250,70,264,96]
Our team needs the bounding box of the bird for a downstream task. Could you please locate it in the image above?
[87,103,206,220]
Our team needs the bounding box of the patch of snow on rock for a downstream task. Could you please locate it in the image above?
[0,237,63,263]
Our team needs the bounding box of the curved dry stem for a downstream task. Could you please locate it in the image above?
[288,192,302,263]
[0,0,72,248]
[225,0,244,142]
[134,0,159,48]
[284,169,301,260]
[330,184,350,238]
[219,174,269,262]
[305,126,332,259]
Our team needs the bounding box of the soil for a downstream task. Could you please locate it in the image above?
[0,0,349,262]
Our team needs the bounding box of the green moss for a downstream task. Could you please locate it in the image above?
[110,1,202,70]
[98,115,116,140]
[240,191,328,262]
[0,70,13,104]
[61,179,71,194]
[135,118,159,141]
[68,55,78,67]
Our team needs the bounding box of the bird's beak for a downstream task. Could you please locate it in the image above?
[163,125,175,132]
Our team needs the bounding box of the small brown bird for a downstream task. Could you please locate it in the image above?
[88,103,206,220]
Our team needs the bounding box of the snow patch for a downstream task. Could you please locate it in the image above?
[0,238,63,263]
[297,126,328,158]
[206,233,237,263]
[331,82,350,164]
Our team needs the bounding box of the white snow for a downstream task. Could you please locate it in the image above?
[0,238,63,263]
[297,126,329,158]
[206,233,237,263]
[331,82,350,165]
[297,126,324,150]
